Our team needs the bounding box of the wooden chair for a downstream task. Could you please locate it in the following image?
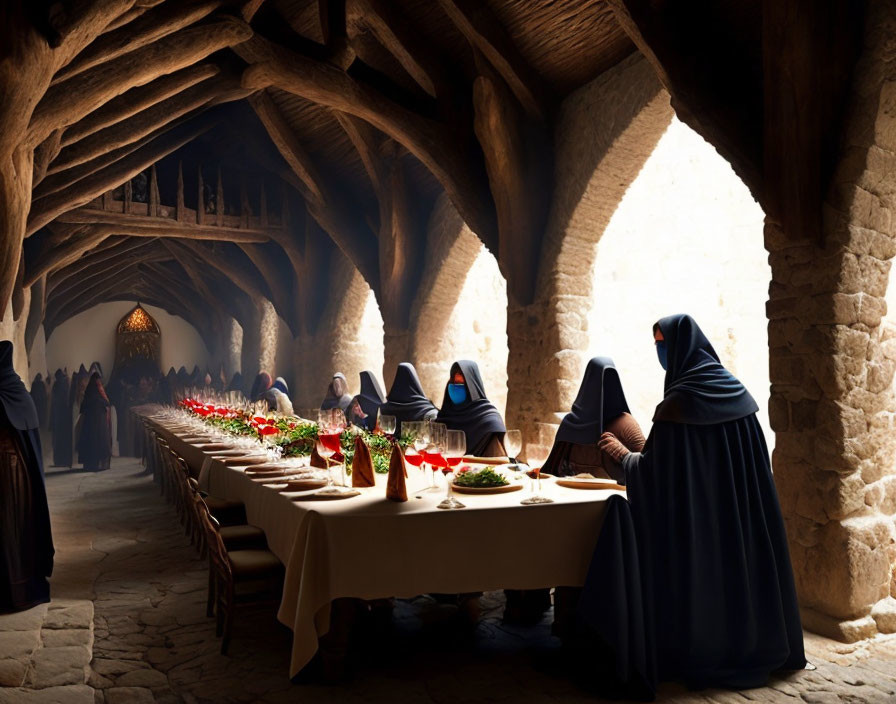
[195,495,283,654]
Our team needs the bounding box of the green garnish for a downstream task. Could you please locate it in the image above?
[453,466,509,488]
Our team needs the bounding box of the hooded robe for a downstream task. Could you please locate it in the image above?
[320,373,352,412]
[379,363,439,435]
[77,372,111,471]
[0,341,54,612]
[50,370,72,467]
[577,314,805,698]
[346,370,386,431]
[30,374,49,429]
[543,357,645,482]
[435,360,506,457]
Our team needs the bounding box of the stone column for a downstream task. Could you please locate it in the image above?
[767,0,896,640]
[0,288,32,380]
[502,54,673,460]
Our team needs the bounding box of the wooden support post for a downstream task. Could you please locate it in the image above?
[149,164,159,215]
[197,165,205,225]
[177,161,186,222]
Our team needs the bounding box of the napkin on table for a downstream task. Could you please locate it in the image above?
[351,435,375,487]
[386,442,408,502]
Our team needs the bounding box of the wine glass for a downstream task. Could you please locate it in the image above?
[423,422,447,493]
[521,444,553,505]
[438,429,466,509]
[315,409,348,495]
[379,414,396,437]
[504,429,522,469]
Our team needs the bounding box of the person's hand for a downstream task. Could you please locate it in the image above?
[599,432,630,462]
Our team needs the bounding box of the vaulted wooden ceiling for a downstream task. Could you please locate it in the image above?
[1,0,862,355]
[4,0,638,349]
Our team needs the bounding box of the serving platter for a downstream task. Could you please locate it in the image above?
[451,482,523,495]
[555,477,625,491]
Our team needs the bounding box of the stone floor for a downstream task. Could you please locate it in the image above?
[1,453,895,703]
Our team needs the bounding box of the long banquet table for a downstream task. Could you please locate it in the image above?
[140,407,623,677]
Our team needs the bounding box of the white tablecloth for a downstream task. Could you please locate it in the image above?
[147,413,621,676]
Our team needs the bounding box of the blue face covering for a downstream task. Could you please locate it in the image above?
[656,341,668,370]
[447,383,468,405]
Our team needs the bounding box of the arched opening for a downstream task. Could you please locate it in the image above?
[46,301,210,377]
[410,196,508,415]
[586,116,771,442]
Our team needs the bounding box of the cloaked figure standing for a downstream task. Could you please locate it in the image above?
[249,372,273,403]
[50,369,72,467]
[542,357,645,482]
[578,314,805,698]
[435,360,506,457]
[320,373,352,413]
[0,341,54,613]
[30,373,49,429]
[379,363,438,435]
[346,370,386,431]
[77,372,112,472]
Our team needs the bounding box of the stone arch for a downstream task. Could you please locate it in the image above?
[585,116,770,440]
[407,194,509,414]
[292,251,385,411]
[766,0,896,639]
[506,53,674,458]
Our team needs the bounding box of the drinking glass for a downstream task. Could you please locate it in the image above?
[315,409,348,495]
[438,429,466,509]
[379,414,396,436]
[420,421,445,494]
[521,445,553,505]
[504,429,522,466]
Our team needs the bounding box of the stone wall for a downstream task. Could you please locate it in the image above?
[587,116,771,441]
[0,294,31,381]
[768,0,896,640]
[407,194,508,415]
[505,53,673,460]
[291,250,384,412]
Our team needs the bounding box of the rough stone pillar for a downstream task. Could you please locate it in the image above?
[0,289,31,381]
[768,0,896,640]
[382,324,412,390]
[292,252,384,412]
[223,317,242,376]
[502,54,673,461]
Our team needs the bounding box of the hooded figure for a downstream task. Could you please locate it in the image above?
[77,372,112,471]
[435,360,506,457]
[226,371,243,392]
[346,370,386,431]
[159,367,177,405]
[263,377,294,415]
[50,369,72,467]
[249,372,273,402]
[30,373,49,429]
[542,357,645,482]
[576,315,805,698]
[320,373,352,412]
[379,363,438,435]
[0,341,54,612]
[88,361,103,378]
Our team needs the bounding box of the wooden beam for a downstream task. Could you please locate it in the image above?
[607,0,763,198]
[24,224,115,288]
[54,208,275,242]
[29,14,252,145]
[28,117,217,235]
[762,0,863,243]
[60,63,219,146]
[242,0,266,22]
[34,111,201,200]
[239,35,497,249]
[24,275,46,353]
[346,0,445,99]
[46,237,158,292]
[48,74,238,173]
[248,91,325,203]
[52,0,222,84]
[248,90,381,288]
[434,0,551,121]
[32,129,64,187]
[177,240,272,303]
[473,70,551,304]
